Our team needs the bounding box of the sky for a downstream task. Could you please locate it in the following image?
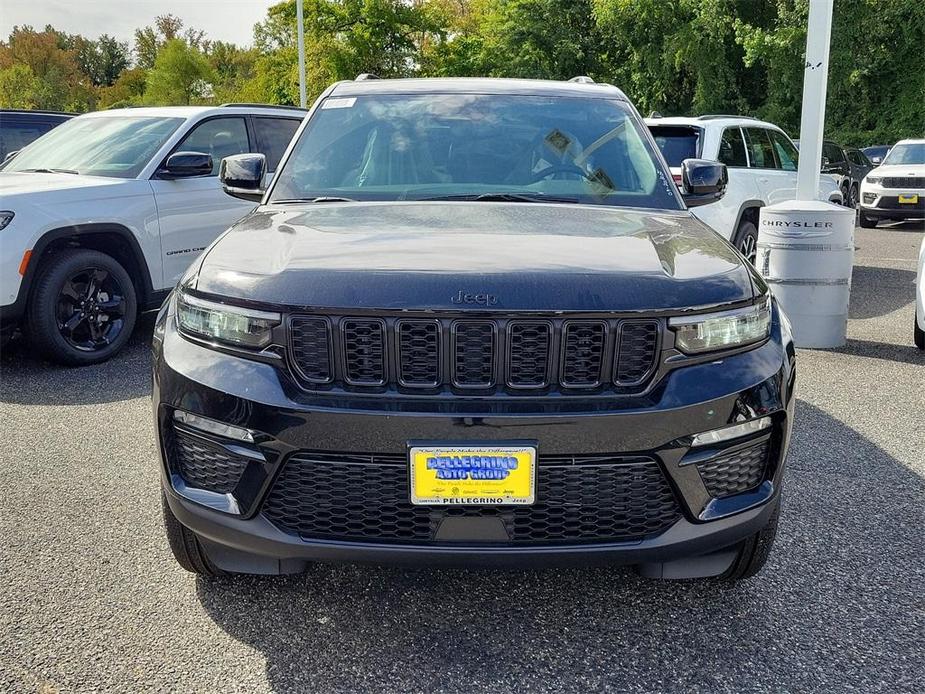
[1,0,279,47]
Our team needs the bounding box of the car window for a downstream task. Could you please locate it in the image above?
[175,117,249,175]
[882,142,925,165]
[823,142,845,163]
[769,131,798,171]
[744,128,778,169]
[272,93,680,210]
[252,117,301,172]
[0,118,58,160]
[647,125,700,167]
[717,127,747,167]
[2,115,184,178]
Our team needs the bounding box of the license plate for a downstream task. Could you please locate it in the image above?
[898,193,919,204]
[409,445,536,506]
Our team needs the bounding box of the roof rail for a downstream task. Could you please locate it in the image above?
[568,76,595,84]
[0,108,76,116]
[697,114,761,121]
[355,73,380,81]
[220,103,307,112]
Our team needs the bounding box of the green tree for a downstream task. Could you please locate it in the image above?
[0,63,40,108]
[144,39,214,105]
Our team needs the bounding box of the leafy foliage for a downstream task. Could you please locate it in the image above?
[0,1,921,145]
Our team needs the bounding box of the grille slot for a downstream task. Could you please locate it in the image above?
[453,322,495,387]
[342,319,386,385]
[398,320,440,386]
[561,321,605,386]
[170,427,248,494]
[289,317,332,383]
[615,321,660,386]
[262,453,681,545]
[508,322,551,387]
[696,441,769,498]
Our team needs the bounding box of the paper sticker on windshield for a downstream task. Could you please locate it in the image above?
[322,97,356,109]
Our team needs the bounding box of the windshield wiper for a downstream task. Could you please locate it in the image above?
[416,192,580,204]
[272,196,356,204]
[19,167,80,175]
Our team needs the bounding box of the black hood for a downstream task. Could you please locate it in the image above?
[193,201,754,312]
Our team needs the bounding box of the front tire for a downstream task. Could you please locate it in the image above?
[161,493,227,577]
[718,498,781,581]
[859,211,878,228]
[733,219,759,265]
[25,249,137,365]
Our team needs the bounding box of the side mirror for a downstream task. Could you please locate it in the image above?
[679,159,727,207]
[220,153,267,202]
[159,151,213,179]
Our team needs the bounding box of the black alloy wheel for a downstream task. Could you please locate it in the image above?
[25,248,137,365]
[56,267,128,351]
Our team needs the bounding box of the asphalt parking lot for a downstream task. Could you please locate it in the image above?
[1,222,923,693]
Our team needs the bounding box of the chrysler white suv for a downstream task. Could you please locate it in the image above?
[859,139,925,229]
[647,115,842,263]
[0,104,305,364]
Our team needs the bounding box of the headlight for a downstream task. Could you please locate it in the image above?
[0,211,14,231]
[669,298,771,354]
[865,176,882,185]
[176,291,280,348]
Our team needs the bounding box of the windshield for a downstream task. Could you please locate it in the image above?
[648,125,701,167]
[882,142,925,166]
[270,93,679,209]
[2,115,183,178]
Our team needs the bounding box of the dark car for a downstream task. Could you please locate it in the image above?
[862,145,891,166]
[846,147,875,189]
[153,77,794,582]
[794,139,861,207]
[0,109,73,161]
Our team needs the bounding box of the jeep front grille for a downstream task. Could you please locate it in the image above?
[288,314,662,395]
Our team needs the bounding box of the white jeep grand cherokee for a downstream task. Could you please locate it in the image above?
[646,115,842,263]
[859,139,925,229]
[0,104,304,364]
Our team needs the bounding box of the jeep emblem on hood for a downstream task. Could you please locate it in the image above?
[451,291,498,306]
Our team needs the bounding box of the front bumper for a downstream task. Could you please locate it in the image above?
[860,186,925,220]
[153,300,796,572]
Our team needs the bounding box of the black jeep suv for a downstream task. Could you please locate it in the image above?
[153,78,795,581]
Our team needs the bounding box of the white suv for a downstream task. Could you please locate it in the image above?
[858,138,925,228]
[0,104,305,364]
[646,115,842,263]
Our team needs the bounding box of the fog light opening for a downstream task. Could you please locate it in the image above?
[691,416,772,447]
[173,410,254,443]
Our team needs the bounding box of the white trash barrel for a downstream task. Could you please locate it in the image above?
[756,200,855,348]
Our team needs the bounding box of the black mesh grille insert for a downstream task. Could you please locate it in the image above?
[398,320,440,386]
[561,322,605,386]
[508,322,551,387]
[290,317,332,383]
[342,319,385,385]
[615,321,659,385]
[171,427,248,494]
[696,441,769,498]
[453,322,495,387]
[262,453,681,545]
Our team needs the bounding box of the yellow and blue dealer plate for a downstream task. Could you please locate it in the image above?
[409,445,536,506]
[898,193,919,204]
